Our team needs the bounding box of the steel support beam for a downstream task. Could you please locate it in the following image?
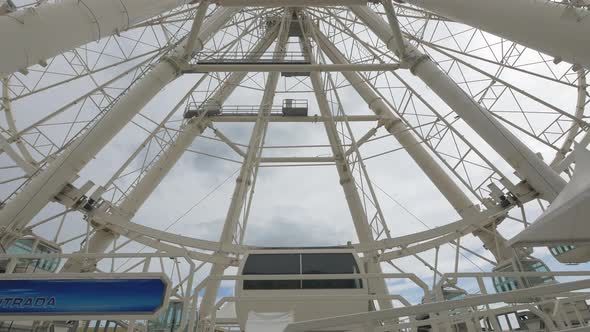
[301,30,394,311]
[219,0,366,6]
[60,118,210,272]
[405,0,590,69]
[60,23,280,273]
[313,24,516,262]
[183,63,401,73]
[352,6,567,202]
[285,278,590,332]
[313,25,475,218]
[0,7,237,245]
[2,76,35,169]
[0,0,191,74]
[198,12,292,320]
[209,115,380,122]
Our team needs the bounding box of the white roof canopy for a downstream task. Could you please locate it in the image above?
[509,145,590,247]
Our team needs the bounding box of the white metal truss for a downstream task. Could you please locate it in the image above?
[0,1,589,331]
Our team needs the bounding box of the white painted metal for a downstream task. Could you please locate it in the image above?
[0,61,178,240]
[118,120,210,218]
[285,278,590,332]
[0,61,177,244]
[510,146,590,247]
[219,0,366,6]
[0,0,190,74]
[184,63,401,72]
[0,0,15,15]
[2,3,590,331]
[352,5,567,202]
[0,132,34,176]
[0,8,237,245]
[198,11,292,319]
[61,118,210,273]
[209,115,380,122]
[61,22,280,273]
[2,77,35,169]
[183,1,211,60]
[312,24,522,263]
[313,26,475,217]
[301,29,394,311]
[405,0,590,69]
[552,70,587,167]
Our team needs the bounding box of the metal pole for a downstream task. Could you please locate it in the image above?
[0,7,237,246]
[60,118,210,272]
[313,26,475,217]
[197,10,292,321]
[60,24,281,273]
[301,25,393,311]
[62,26,278,273]
[313,26,518,262]
[285,278,590,332]
[352,5,567,202]
[2,76,36,170]
[0,0,192,74]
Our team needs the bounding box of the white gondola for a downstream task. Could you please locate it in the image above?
[492,257,590,327]
[147,299,184,332]
[492,257,555,294]
[548,244,590,264]
[235,247,369,332]
[0,235,61,273]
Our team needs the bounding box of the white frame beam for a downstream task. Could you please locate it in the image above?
[0,0,191,74]
[352,5,567,202]
[0,7,238,245]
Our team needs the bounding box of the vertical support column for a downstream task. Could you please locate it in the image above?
[0,0,191,74]
[351,5,567,202]
[313,25,515,262]
[313,26,475,217]
[0,7,237,245]
[300,28,393,310]
[61,117,209,272]
[198,10,292,321]
[60,23,281,273]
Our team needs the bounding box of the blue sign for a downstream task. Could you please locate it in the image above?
[0,277,167,316]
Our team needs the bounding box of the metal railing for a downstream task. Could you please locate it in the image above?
[184,100,310,118]
[193,272,428,332]
[195,51,310,65]
[282,99,308,110]
[283,277,590,332]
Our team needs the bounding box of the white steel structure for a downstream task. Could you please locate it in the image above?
[0,0,589,331]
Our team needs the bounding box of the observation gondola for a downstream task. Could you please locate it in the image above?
[235,247,369,332]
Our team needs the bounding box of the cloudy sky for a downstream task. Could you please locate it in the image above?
[1,2,589,309]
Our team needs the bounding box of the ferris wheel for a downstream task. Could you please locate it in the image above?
[0,0,590,331]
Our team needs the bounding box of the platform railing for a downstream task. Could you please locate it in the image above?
[184,102,311,118]
[436,271,590,330]
[192,272,428,332]
[195,51,309,65]
[283,277,590,332]
[198,271,590,332]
